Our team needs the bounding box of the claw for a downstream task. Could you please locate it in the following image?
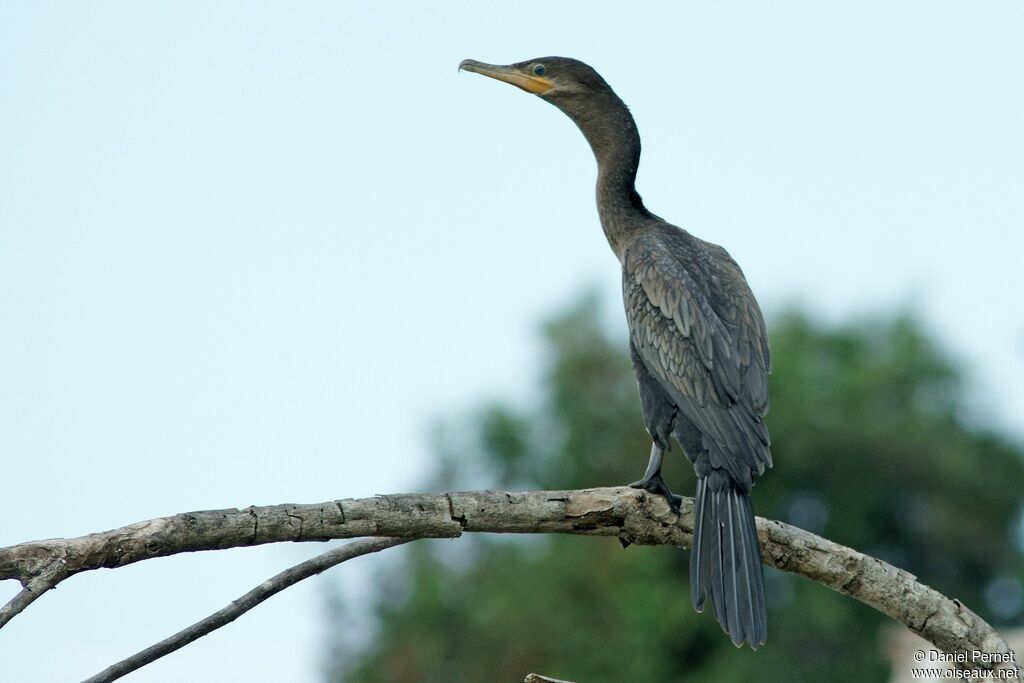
[630,472,682,514]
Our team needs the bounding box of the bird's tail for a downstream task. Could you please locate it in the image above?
[690,474,767,648]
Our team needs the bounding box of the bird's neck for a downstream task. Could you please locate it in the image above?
[562,91,648,257]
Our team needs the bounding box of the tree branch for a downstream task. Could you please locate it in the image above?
[1,487,1019,678]
[81,537,410,683]
[0,561,65,629]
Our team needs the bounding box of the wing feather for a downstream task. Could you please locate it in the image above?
[623,234,772,486]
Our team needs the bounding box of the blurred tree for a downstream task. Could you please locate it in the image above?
[325,293,1024,683]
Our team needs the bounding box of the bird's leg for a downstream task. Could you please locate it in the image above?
[631,442,664,485]
[629,443,683,513]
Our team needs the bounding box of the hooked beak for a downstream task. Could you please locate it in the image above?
[458,59,553,95]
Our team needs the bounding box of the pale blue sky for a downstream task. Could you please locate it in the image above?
[1,2,1022,681]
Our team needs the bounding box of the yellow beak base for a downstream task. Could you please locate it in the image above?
[459,59,553,95]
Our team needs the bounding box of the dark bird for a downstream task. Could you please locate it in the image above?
[460,57,772,648]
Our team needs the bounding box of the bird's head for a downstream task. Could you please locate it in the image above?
[459,56,640,179]
[458,56,615,107]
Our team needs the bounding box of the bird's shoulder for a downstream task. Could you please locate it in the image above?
[620,222,742,320]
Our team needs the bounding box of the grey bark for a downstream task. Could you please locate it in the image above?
[1,487,1019,678]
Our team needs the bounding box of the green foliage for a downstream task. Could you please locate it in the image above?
[327,294,1024,683]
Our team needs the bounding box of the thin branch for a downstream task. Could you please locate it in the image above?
[1,487,1020,678]
[0,562,65,628]
[82,537,410,683]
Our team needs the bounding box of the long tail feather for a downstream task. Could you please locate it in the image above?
[690,476,767,648]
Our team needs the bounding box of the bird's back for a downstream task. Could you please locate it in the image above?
[620,221,772,487]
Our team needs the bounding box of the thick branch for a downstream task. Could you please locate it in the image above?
[1,487,1019,676]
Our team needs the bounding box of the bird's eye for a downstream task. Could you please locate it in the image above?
[532,64,547,76]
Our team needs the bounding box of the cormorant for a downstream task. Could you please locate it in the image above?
[459,57,772,649]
